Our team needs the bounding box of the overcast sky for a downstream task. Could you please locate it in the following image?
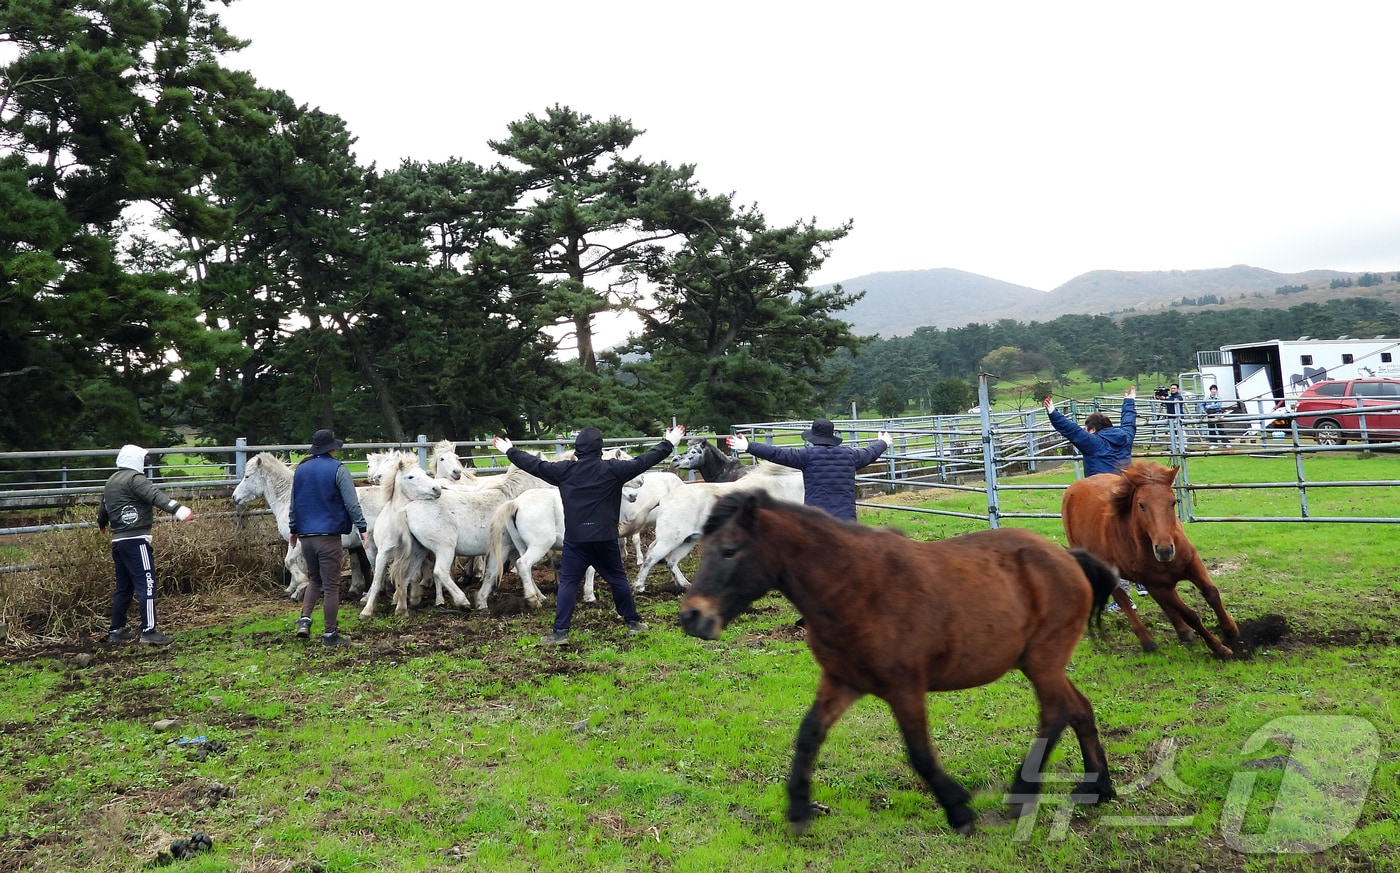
[217,0,1400,293]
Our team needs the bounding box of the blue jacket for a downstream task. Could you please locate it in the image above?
[746,439,888,521]
[1048,398,1137,476]
[505,428,675,543]
[289,454,367,536]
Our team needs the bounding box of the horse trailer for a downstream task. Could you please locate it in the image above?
[1183,336,1400,418]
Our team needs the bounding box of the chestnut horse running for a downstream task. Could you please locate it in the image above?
[679,491,1118,836]
[1061,460,1238,656]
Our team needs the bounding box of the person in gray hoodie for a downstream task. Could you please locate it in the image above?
[98,444,195,646]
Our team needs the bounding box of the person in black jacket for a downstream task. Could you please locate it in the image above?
[492,424,685,646]
[98,444,195,646]
[289,429,369,648]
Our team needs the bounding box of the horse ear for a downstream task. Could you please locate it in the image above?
[1162,465,1179,486]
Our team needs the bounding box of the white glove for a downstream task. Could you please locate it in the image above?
[1125,386,1137,399]
[491,436,513,453]
[1043,397,1056,414]
[877,431,893,446]
[664,424,685,445]
[727,432,749,452]
[174,505,194,522]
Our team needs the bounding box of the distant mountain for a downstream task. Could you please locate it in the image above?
[827,265,1397,336]
[827,269,1046,337]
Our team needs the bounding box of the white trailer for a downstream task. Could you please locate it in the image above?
[1183,336,1400,418]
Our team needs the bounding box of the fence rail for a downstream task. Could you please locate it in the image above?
[5,376,1400,543]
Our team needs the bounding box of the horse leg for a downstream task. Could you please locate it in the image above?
[1063,679,1114,805]
[583,566,596,603]
[787,673,864,836]
[358,541,394,619]
[665,538,699,590]
[885,687,976,835]
[286,545,310,602]
[346,545,373,598]
[1184,556,1238,641]
[512,543,551,609]
[1149,585,1234,657]
[1111,585,1159,652]
[1143,584,1198,643]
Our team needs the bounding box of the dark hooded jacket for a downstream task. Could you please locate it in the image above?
[504,427,676,543]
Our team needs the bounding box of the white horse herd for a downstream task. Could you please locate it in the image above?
[231,439,803,617]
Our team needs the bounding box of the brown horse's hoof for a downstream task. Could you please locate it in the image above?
[788,818,811,837]
[1211,645,1235,659]
[1140,639,1159,653]
[1177,630,1197,643]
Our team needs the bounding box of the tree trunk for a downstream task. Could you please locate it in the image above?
[334,313,406,443]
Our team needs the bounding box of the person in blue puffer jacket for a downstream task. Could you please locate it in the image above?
[727,418,891,522]
[1043,386,1138,477]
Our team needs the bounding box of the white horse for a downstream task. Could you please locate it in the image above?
[360,457,549,617]
[430,439,479,487]
[619,471,684,563]
[231,452,374,599]
[632,461,803,592]
[478,487,599,609]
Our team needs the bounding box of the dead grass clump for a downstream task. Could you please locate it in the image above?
[0,501,287,645]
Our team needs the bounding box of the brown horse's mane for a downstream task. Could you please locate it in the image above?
[703,490,872,538]
[1107,461,1177,518]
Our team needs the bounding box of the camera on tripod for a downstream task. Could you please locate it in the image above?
[1153,386,1170,400]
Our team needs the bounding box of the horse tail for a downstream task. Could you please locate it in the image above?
[487,499,519,575]
[1070,548,1118,633]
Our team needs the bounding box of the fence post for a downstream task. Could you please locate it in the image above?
[416,434,428,469]
[977,373,1000,529]
[235,437,247,481]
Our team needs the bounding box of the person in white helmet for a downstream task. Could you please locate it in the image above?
[98,444,195,646]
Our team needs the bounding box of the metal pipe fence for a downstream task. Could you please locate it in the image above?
[6,384,1400,544]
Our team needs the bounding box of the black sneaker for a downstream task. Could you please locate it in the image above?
[321,632,350,648]
[107,628,137,644]
[139,630,173,646]
[539,630,569,646]
[1135,584,1150,597]
[626,621,648,635]
[295,617,312,639]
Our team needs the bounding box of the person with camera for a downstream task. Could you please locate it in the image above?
[1201,385,1230,446]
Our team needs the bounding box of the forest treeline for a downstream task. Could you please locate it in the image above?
[6,3,1399,453]
[2,1,861,451]
[838,297,1400,416]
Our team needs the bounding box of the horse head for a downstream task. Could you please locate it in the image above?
[1112,461,1180,563]
[673,439,711,471]
[232,452,288,507]
[382,453,442,505]
[680,491,780,640]
[431,440,474,483]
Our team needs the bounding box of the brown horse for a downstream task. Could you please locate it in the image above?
[679,491,1118,836]
[1061,460,1239,656]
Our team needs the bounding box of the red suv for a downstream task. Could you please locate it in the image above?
[1293,378,1400,445]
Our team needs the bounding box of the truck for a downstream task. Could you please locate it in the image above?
[1179,336,1400,420]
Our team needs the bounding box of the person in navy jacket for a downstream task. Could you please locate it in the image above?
[493,424,685,646]
[727,418,891,522]
[289,429,368,647]
[1043,387,1138,477]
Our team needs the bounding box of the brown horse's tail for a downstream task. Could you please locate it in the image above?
[1070,548,1119,632]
